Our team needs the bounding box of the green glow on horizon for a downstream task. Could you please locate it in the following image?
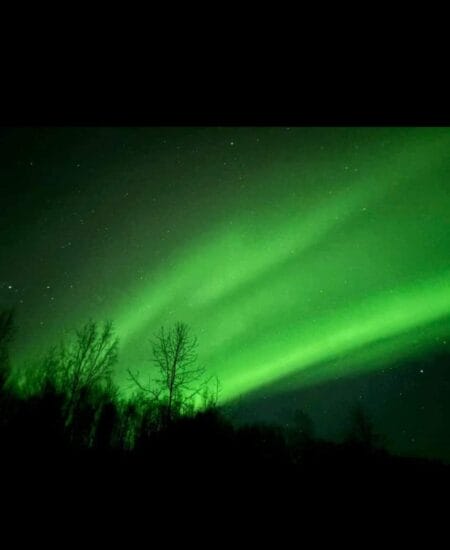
[213,271,450,400]
[13,128,450,404]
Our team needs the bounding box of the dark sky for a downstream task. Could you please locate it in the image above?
[1,126,450,461]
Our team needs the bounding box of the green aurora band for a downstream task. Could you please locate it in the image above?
[13,128,450,403]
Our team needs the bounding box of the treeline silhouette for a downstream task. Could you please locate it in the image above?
[0,308,449,501]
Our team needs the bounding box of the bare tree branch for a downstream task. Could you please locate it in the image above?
[128,321,214,424]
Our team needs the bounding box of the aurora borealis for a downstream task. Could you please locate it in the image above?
[1,126,450,459]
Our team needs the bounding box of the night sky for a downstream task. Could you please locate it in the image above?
[1,127,450,461]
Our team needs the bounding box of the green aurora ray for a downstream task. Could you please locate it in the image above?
[12,128,450,403]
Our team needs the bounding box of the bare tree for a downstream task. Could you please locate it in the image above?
[45,320,119,426]
[346,403,383,449]
[128,322,210,423]
[0,309,15,389]
[0,309,15,364]
[201,375,222,410]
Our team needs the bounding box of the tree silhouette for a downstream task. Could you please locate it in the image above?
[0,309,15,386]
[128,322,209,423]
[42,320,119,429]
[200,375,222,410]
[0,309,16,447]
[346,403,383,450]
